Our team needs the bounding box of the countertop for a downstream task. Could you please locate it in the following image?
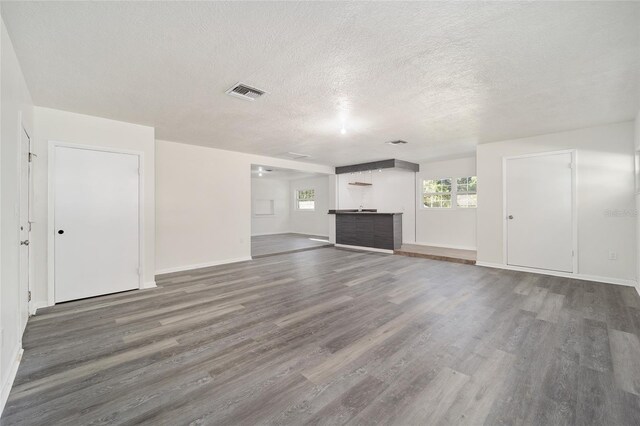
[328,210,403,215]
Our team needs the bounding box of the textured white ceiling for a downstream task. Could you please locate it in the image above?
[2,1,639,166]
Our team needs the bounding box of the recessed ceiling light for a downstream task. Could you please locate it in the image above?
[258,172,263,177]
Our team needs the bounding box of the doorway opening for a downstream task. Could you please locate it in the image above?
[251,164,332,258]
[19,125,32,326]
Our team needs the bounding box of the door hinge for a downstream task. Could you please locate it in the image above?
[28,152,37,162]
[28,291,31,302]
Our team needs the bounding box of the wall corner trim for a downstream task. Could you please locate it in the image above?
[142,281,157,289]
[475,261,636,287]
[30,301,49,315]
[0,348,24,417]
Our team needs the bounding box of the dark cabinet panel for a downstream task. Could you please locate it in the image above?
[393,216,403,249]
[356,218,374,247]
[335,215,357,245]
[373,215,393,250]
[335,213,402,250]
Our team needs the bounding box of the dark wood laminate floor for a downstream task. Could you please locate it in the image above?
[251,233,332,258]
[4,247,640,425]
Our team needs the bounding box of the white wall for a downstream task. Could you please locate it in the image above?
[328,174,337,244]
[289,175,330,237]
[337,169,416,243]
[32,107,156,307]
[155,140,334,274]
[477,121,636,284]
[635,110,640,293]
[0,15,33,411]
[416,156,477,250]
[251,178,290,236]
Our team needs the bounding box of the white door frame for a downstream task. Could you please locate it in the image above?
[18,123,32,320]
[47,141,145,306]
[502,149,578,273]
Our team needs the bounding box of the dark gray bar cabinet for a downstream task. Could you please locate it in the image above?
[329,210,402,251]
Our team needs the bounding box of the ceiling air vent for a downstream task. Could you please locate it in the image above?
[284,152,311,160]
[225,82,266,101]
[385,140,408,145]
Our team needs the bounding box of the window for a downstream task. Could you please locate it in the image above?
[422,178,452,208]
[456,176,477,208]
[295,189,315,210]
[422,176,478,209]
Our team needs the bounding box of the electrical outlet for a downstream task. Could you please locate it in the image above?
[608,251,618,261]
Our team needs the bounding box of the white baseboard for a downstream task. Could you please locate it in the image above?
[29,301,48,315]
[155,257,253,275]
[252,231,330,238]
[0,347,23,416]
[475,261,637,287]
[411,241,477,251]
[334,244,394,254]
[251,231,293,237]
[141,281,157,289]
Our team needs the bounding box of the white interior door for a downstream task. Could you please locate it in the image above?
[506,151,574,273]
[54,146,140,303]
[19,127,31,328]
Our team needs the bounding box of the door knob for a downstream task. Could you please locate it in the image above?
[508,215,514,220]
[20,240,29,246]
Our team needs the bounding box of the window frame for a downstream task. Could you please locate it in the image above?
[421,178,453,209]
[295,188,316,211]
[455,176,477,209]
[421,176,477,209]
